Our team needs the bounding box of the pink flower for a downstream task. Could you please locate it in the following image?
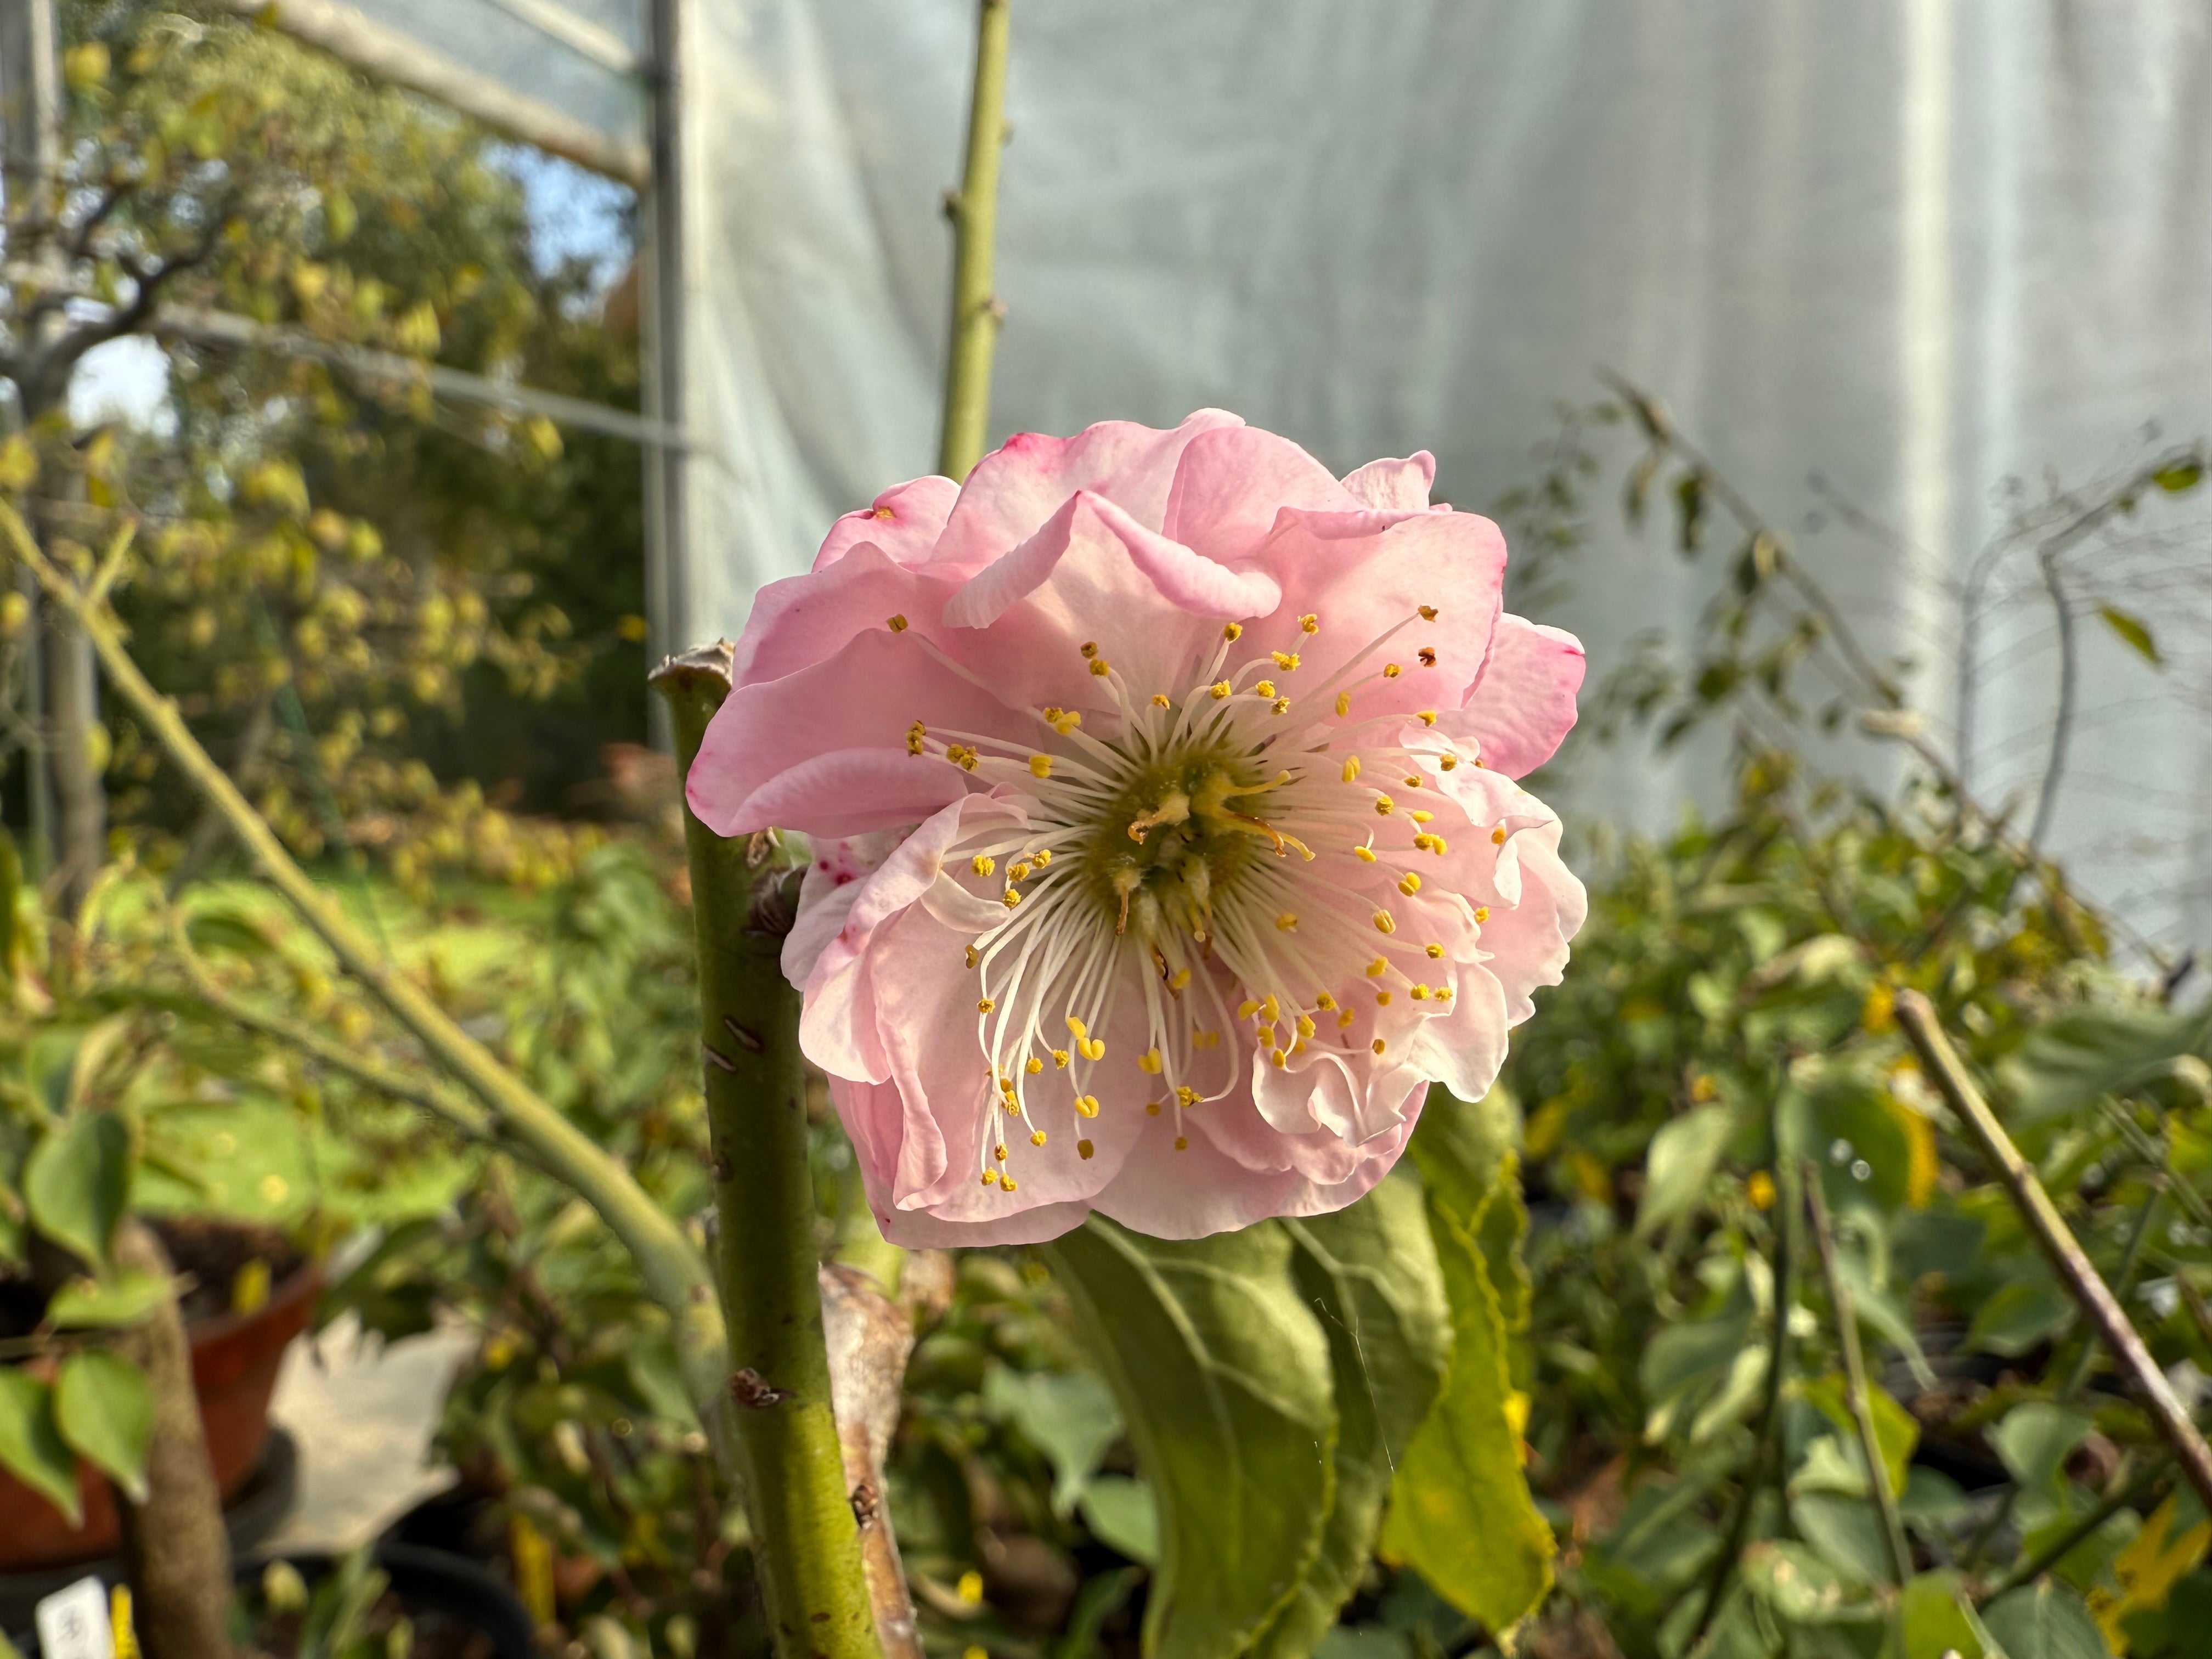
[691,412,1587,1244]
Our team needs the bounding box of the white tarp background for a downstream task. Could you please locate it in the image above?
[682,0,2212,960]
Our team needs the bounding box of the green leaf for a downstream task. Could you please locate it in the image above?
[1991,1402,2093,1497]
[1080,1476,1161,1565]
[46,1271,174,1329]
[1259,1180,1451,1659]
[54,1350,154,1503]
[1384,1149,1555,1629]
[1969,1279,2075,1358]
[1046,1218,1335,1659]
[1636,1104,1734,1237]
[984,1366,1122,1519]
[1790,1491,1889,1587]
[1999,1005,2212,1124]
[1983,1579,2113,1659]
[24,1112,132,1269]
[1797,1374,1918,1497]
[1741,1539,1882,1624]
[1901,1570,1996,1659]
[2153,462,2203,494]
[0,1369,80,1524]
[2098,605,2163,665]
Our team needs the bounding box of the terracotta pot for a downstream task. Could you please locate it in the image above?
[0,1259,320,1572]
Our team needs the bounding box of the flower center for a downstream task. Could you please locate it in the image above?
[1079,749,1280,944]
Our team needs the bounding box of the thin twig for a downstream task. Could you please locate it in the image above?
[1895,990,2212,1515]
[1804,1166,1912,1588]
[935,0,1012,481]
[2030,540,2078,848]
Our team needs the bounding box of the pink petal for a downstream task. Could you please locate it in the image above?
[1161,426,1357,562]
[814,476,960,571]
[933,410,1245,572]
[731,544,966,689]
[1440,614,1585,777]
[687,628,1026,837]
[1341,452,1436,511]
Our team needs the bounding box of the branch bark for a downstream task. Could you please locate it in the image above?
[1894,989,2212,1515]
[654,644,881,1659]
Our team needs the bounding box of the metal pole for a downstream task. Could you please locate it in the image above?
[641,0,690,746]
[0,0,61,873]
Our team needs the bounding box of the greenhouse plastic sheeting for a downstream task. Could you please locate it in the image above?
[347,0,647,143]
[683,0,2212,950]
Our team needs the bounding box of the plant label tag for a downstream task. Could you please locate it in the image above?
[33,1576,114,1659]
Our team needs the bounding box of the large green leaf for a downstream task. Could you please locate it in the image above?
[54,1350,154,1503]
[1261,1180,1452,1659]
[0,1369,80,1524]
[23,1112,132,1269]
[984,1365,1123,1517]
[1637,1104,1735,1237]
[1900,1570,1996,1659]
[1983,1579,2112,1659]
[1046,1218,1336,1659]
[1385,1096,1556,1632]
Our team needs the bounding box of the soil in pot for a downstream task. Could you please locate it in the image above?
[0,1217,318,1573]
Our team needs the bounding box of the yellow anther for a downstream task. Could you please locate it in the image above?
[981,1170,998,1187]
[1338,1009,1357,1028]
[1026,1056,1044,1074]
[1418,647,1438,667]
[1373,909,1396,935]
[1222,622,1244,641]
[1255,679,1277,698]
[1376,990,1392,1006]
[965,945,979,968]
[1090,658,1112,676]
[1053,1049,1071,1068]
[1052,710,1084,734]
[1193,1029,1221,1049]
[907,721,927,755]
[1269,1049,1287,1069]
[1404,775,1424,788]
[1150,692,1171,707]
[1139,1048,1164,1074]
[1276,912,1299,932]
[1001,1176,1019,1191]
[1418,710,1437,726]
[873,505,896,519]
[1410,985,1431,1001]
[1080,1037,1107,1062]
[1078,1138,1096,1159]
[994,1143,1008,1161]
[1175,1135,1190,1150]
[1409,809,1435,823]
[1145,1100,1162,1116]
[1080,640,1099,658]
[1256,1025,1277,1048]
[1437,987,1454,1001]
[1335,692,1352,716]
[1355,845,1378,862]
[1238,998,1262,1019]
[1475,906,1491,922]
[1066,1015,1088,1037]
[1261,995,1280,1020]
[1271,651,1300,670]
[1176,1085,1201,1107]
[1441,754,1459,771]
[1474,757,1488,768]
[1291,1039,1307,1055]
[1375,795,1395,815]
[1009,862,1032,882]
[1426,943,1444,958]
[1492,825,1508,844]
[1300,613,1319,634]
[1367,957,1389,977]
[1372,1038,1387,1054]
[1398,872,1422,895]
[1210,680,1233,699]
[1295,1014,1316,1038]
[972,854,997,876]
[1031,1130,1047,1147]
[978,998,996,1013]
[1418,605,1438,621]
[1272,697,1291,714]
[888,613,910,632]
[1029,754,1053,778]
[1383,663,1403,679]
[1002,888,1021,908]
[1032,849,1053,866]
[1076,1094,1101,1118]
[1169,967,1192,990]
[1342,755,1363,782]
[1315,991,1336,1010]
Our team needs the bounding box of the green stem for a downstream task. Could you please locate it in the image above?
[0,500,731,1432]
[1980,1460,2166,1605]
[936,0,1012,481]
[1804,1165,1912,1589]
[654,645,881,1659]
